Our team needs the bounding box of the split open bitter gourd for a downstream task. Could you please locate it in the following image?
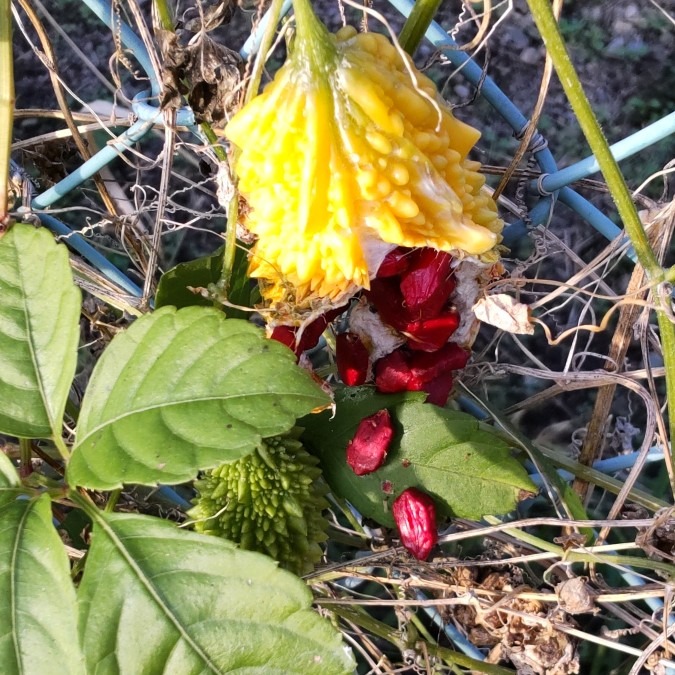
[224,0,503,314]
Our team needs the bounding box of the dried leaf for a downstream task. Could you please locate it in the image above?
[156,29,189,109]
[556,578,597,615]
[181,1,235,32]
[185,37,242,123]
[473,293,534,334]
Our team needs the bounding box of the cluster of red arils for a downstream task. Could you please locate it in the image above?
[269,247,471,560]
[339,246,469,407]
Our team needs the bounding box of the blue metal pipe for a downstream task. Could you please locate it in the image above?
[537,111,675,194]
[31,118,157,210]
[504,187,630,252]
[158,486,192,510]
[131,91,196,126]
[414,591,487,661]
[26,117,157,296]
[502,196,555,246]
[240,0,293,60]
[559,186,624,241]
[385,0,558,177]
[527,447,665,486]
[35,213,143,298]
[79,0,159,97]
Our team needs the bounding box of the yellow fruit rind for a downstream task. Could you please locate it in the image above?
[225,18,502,313]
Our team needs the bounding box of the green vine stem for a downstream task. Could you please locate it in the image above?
[398,0,443,55]
[0,0,14,224]
[219,0,285,295]
[537,444,670,512]
[483,516,675,580]
[525,2,660,273]
[525,0,675,493]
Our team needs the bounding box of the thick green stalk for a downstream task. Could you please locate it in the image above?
[152,0,173,30]
[291,0,337,70]
[526,0,675,491]
[200,123,228,163]
[525,1,659,274]
[398,0,443,55]
[0,0,14,223]
[105,488,122,512]
[52,434,71,462]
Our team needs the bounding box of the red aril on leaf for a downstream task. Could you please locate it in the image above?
[346,409,394,476]
[336,332,369,386]
[405,312,461,352]
[392,487,438,560]
[399,249,455,320]
[376,247,412,278]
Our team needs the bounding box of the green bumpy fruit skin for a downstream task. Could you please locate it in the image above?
[189,428,329,576]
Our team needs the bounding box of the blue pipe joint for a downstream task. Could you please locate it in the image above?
[131,91,196,127]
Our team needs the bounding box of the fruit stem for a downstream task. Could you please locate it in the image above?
[291,0,337,71]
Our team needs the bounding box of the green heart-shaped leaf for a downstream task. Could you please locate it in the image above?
[68,306,330,489]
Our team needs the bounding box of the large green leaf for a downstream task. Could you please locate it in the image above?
[68,307,330,489]
[302,388,536,526]
[0,224,81,438]
[0,494,85,674]
[155,246,259,319]
[155,247,224,310]
[78,511,354,674]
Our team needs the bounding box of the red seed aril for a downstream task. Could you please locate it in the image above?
[270,325,298,353]
[392,487,438,560]
[346,409,395,476]
[399,249,455,320]
[374,349,419,393]
[365,278,413,331]
[405,311,461,352]
[269,306,346,357]
[376,246,412,278]
[336,332,369,386]
[375,344,470,394]
[422,373,455,407]
[408,342,470,385]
